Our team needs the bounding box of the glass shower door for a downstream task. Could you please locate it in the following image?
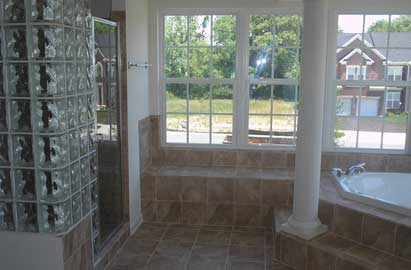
[92,17,123,254]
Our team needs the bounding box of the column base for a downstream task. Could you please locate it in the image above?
[280,215,328,240]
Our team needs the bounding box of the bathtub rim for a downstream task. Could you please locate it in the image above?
[332,172,411,218]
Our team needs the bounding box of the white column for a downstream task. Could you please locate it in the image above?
[280,0,328,240]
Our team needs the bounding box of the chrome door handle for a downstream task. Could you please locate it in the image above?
[128,61,152,69]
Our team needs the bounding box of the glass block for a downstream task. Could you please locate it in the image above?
[0,202,15,231]
[78,95,88,125]
[64,29,76,59]
[80,157,90,186]
[70,162,81,192]
[85,31,93,60]
[36,135,69,168]
[69,130,80,161]
[10,100,32,131]
[38,168,70,202]
[31,0,63,22]
[76,31,85,59]
[17,203,38,232]
[67,97,78,129]
[33,99,67,132]
[86,63,95,90]
[32,27,64,59]
[64,0,74,25]
[88,124,96,151]
[0,135,10,165]
[3,0,26,23]
[14,169,36,200]
[74,0,84,27]
[32,64,65,97]
[7,64,30,96]
[77,64,87,92]
[66,64,77,94]
[90,182,97,209]
[87,94,96,122]
[5,27,27,60]
[0,99,8,130]
[89,153,97,179]
[0,37,2,60]
[79,127,89,156]
[84,0,92,29]
[82,186,91,216]
[72,192,82,224]
[40,200,71,233]
[0,169,12,199]
[12,135,34,166]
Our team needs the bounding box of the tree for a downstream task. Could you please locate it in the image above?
[368,15,411,32]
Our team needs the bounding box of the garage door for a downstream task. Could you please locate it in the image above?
[358,98,379,116]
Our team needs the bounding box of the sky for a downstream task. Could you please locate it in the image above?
[338,14,401,33]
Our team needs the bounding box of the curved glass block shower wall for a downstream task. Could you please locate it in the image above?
[0,0,99,235]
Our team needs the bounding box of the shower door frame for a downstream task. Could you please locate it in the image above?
[91,16,126,258]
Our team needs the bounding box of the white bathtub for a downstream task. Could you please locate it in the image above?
[333,172,411,217]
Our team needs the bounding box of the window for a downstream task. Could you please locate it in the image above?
[162,12,303,146]
[248,15,302,145]
[386,91,401,110]
[164,15,236,144]
[346,65,366,80]
[332,14,411,151]
[387,66,403,81]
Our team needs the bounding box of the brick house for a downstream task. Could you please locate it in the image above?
[336,32,411,116]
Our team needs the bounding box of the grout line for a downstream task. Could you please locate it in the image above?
[183,225,201,270]
[142,224,169,270]
[224,226,234,270]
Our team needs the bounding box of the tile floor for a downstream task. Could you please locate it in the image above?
[109,223,279,270]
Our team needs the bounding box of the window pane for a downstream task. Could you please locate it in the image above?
[249,48,272,79]
[384,87,408,149]
[334,117,358,148]
[213,47,235,79]
[249,15,273,47]
[189,48,211,78]
[272,116,296,145]
[212,85,233,114]
[383,114,407,149]
[189,15,211,46]
[273,85,297,115]
[389,15,411,46]
[338,15,364,43]
[249,84,271,114]
[167,114,187,143]
[189,84,210,113]
[165,16,187,46]
[274,15,302,47]
[358,87,385,117]
[212,115,232,144]
[166,84,186,113]
[189,114,210,144]
[165,48,187,78]
[213,15,236,46]
[358,118,383,149]
[274,48,300,79]
[336,85,360,116]
[386,49,410,81]
[248,115,271,145]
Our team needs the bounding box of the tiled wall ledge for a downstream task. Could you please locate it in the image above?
[140,115,411,173]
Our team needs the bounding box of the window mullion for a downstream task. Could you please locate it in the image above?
[234,11,250,146]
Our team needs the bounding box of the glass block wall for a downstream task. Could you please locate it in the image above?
[0,0,99,236]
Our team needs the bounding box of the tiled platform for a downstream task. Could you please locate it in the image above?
[108,223,275,270]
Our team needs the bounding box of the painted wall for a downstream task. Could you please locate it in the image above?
[0,232,64,270]
[125,0,150,232]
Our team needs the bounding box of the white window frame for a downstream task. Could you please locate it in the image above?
[386,91,401,110]
[323,12,411,154]
[159,8,303,149]
[387,66,403,81]
[346,65,367,80]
